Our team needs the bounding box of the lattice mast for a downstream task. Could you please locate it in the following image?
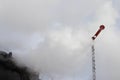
[91,45,96,80]
[91,25,105,80]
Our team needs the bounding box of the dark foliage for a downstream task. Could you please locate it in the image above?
[0,51,39,80]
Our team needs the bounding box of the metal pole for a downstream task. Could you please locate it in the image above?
[91,45,96,80]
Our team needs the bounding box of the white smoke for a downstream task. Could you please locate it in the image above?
[0,0,120,80]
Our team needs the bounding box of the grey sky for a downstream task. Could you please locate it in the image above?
[0,0,120,80]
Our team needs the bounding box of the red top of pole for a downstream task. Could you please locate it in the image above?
[100,25,105,30]
[92,25,105,40]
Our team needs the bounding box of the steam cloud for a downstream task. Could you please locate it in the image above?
[0,0,120,80]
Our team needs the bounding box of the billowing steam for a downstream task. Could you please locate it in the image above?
[0,0,120,80]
